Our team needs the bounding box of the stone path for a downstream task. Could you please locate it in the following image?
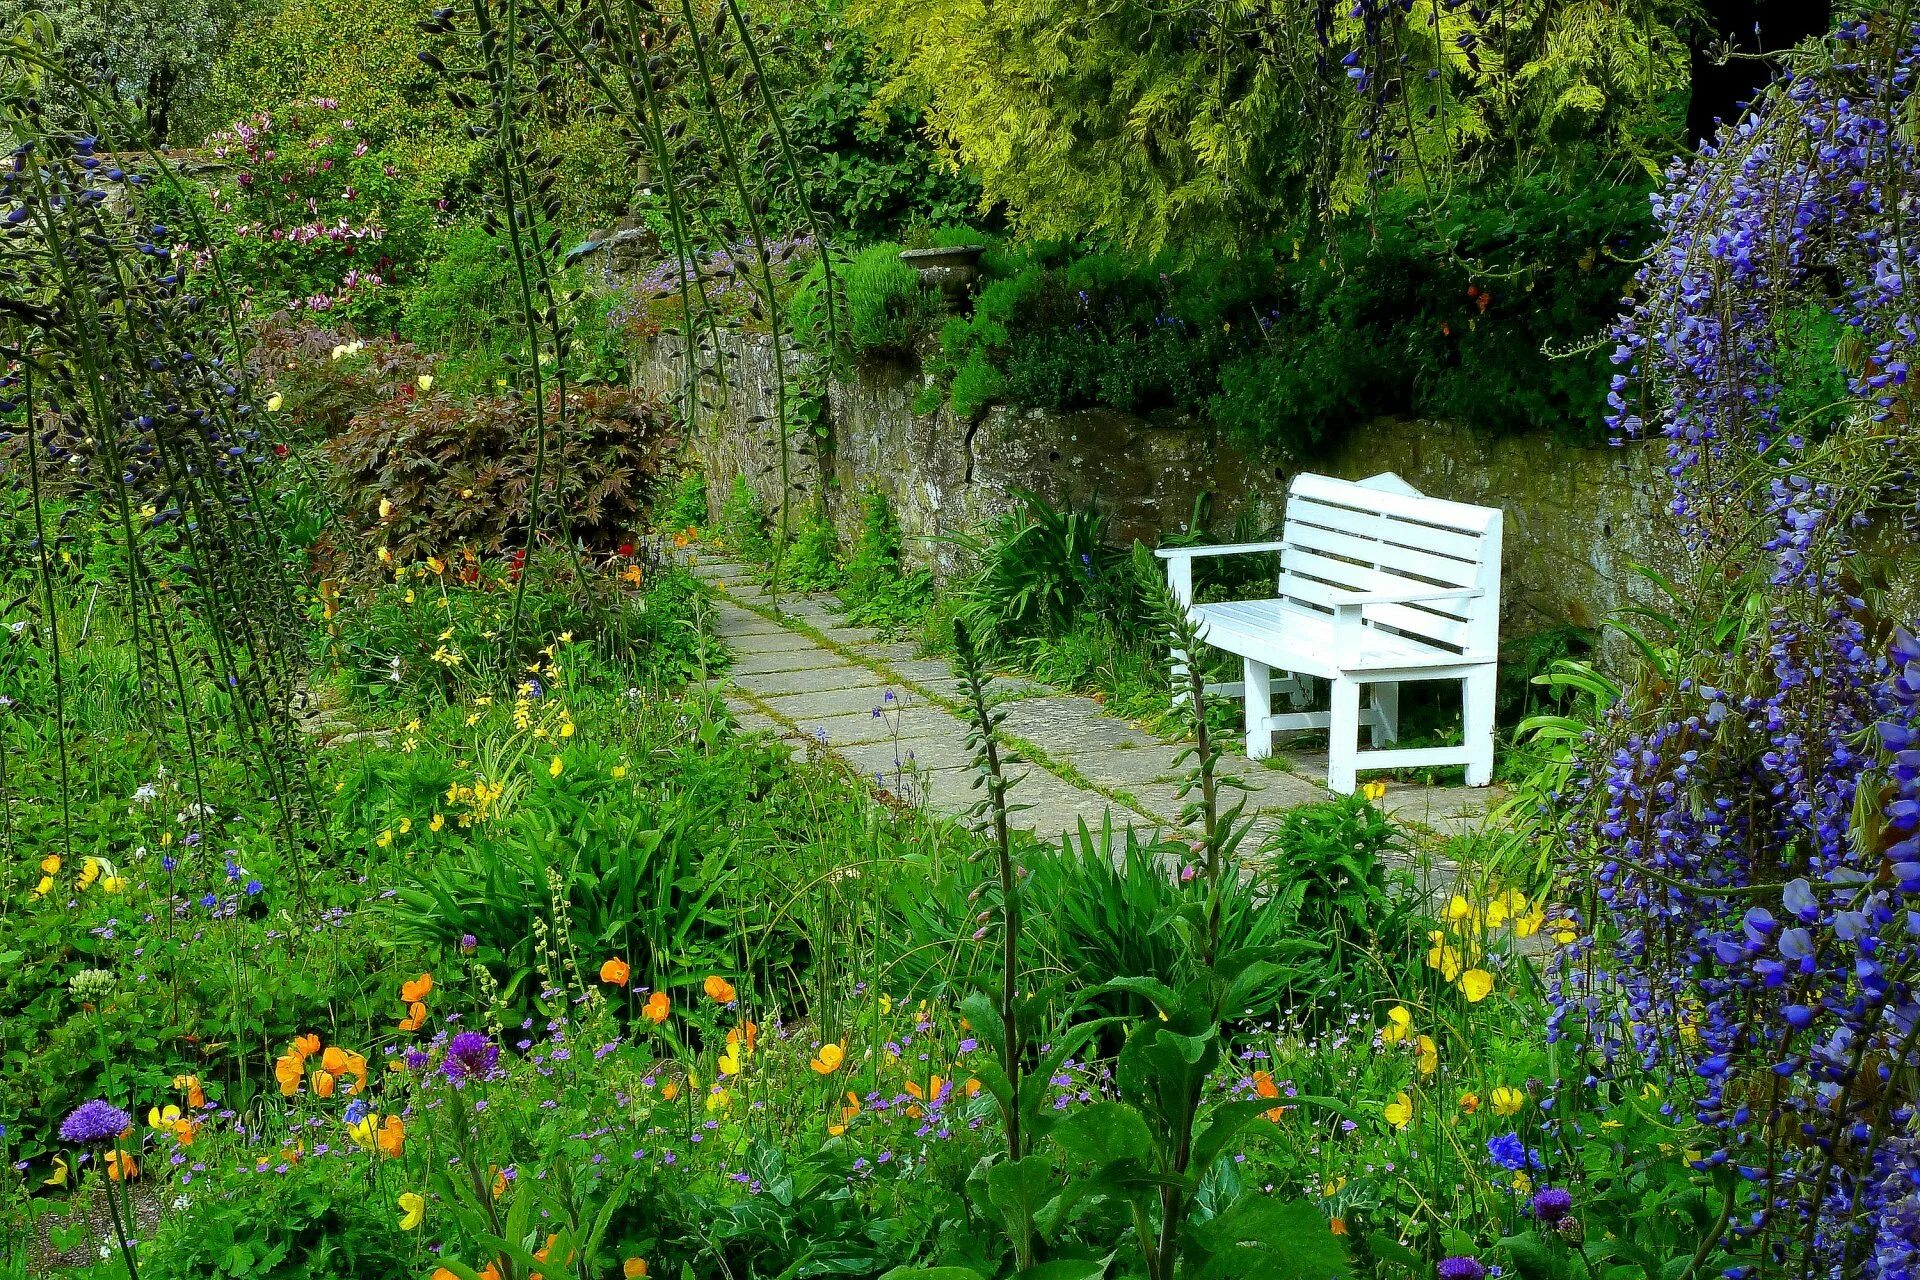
[691,557,1498,850]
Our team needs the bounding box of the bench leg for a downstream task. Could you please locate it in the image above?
[1369,681,1399,746]
[1464,667,1495,786]
[1327,676,1361,794]
[1244,659,1273,760]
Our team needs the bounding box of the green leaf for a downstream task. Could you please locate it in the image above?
[1050,1102,1153,1167]
[1187,1099,1281,1175]
[1192,1197,1348,1280]
[878,1269,990,1280]
[987,1153,1059,1238]
[1016,1259,1111,1280]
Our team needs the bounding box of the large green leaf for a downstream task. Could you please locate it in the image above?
[1191,1196,1348,1280]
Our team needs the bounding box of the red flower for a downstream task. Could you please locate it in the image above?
[618,542,635,558]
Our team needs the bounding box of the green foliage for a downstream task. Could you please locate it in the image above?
[159,98,442,329]
[793,241,937,357]
[1261,795,1418,1014]
[779,511,846,593]
[140,1160,417,1279]
[715,473,773,563]
[840,488,932,631]
[399,221,630,391]
[323,553,720,709]
[655,468,710,533]
[853,0,1687,254]
[0,0,229,141]
[958,490,1125,645]
[375,720,781,1005]
[769,0,980,240]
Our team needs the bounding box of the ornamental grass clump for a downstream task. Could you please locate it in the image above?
[1547,19,1920,1279]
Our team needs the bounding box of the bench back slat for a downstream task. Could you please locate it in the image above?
[1278,474,1502,659]
[1282,521,1480,587]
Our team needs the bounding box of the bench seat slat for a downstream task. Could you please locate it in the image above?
[1193,600,1481,675]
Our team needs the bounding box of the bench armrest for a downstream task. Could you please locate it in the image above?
[1155,541,1289,561]
[1327,585,1485,607]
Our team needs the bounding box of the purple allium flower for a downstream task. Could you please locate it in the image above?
[441,1031,499,1081]
[1530,1187,1573,1224]
[460,934,477,954]
[1437,1259,1486,1280]
[60,1100,133,1146]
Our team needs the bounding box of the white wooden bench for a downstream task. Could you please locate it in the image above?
[1155,472,1502,794]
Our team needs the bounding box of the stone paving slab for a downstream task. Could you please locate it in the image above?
[728,629,816,655]
[735,664,880,698]
[761,686,918,719]
[995,697,1161,755]
[730,646,848,675]
[842,734,980,775]
[786,708,916,748]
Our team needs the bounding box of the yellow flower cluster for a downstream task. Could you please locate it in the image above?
[32,855,126,899]
[1424,887,1555,1004]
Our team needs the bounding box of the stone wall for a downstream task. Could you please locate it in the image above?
[632,331,1681,648]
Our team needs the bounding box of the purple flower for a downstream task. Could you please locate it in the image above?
[1530,1187,1573,1224]
[60,1101,133,1146]
[1437,1259,1486,1280]
[441,1031,499,1081]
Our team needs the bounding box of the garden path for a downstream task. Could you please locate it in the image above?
[691,557,1498,852]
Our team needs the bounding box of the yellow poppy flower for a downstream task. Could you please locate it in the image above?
[549,756,564,778]
[1491,1085,1525,1117]
[1415,1034,1437,1076]
[398,1191,426,1230]
[810,1042,846,1074]
[623,1260,649,1278]
[1379,1005,1413,1046]
[39,855,60,875]
[417,374,434,392]
[1383,1092,1414,1129]
[429,813,445,832]
[266,392,284,411]
[1459,969,1495,1003]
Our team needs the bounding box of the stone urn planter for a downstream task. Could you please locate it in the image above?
[899,244,988,309]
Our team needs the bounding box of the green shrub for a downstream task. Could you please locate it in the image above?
[656,468,711,532]
[779,511,846,593]
[792,242,937,358]
[841,488,932,630]
[715,473,772,563]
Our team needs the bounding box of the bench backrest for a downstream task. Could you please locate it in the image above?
[1279,473,1503,659]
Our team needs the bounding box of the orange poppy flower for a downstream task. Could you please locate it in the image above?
[399,1000,428,1032]
[311,1069,336,1099]
[174,1074,206,1110]
[105,1150,138,1182]
[641,992,670,1024]
[377,1114,406,1158]
[599,958,631,986]
[321,1046,350,1074]
[1252,1070,1288,1122]
[703,975,737,1004]
[274,1052,304,1096]
[401,974,434,1004]
[623,1260,649,1278]
[292,1033,321,1060]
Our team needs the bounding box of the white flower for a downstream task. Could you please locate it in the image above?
[132,782,159,805]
